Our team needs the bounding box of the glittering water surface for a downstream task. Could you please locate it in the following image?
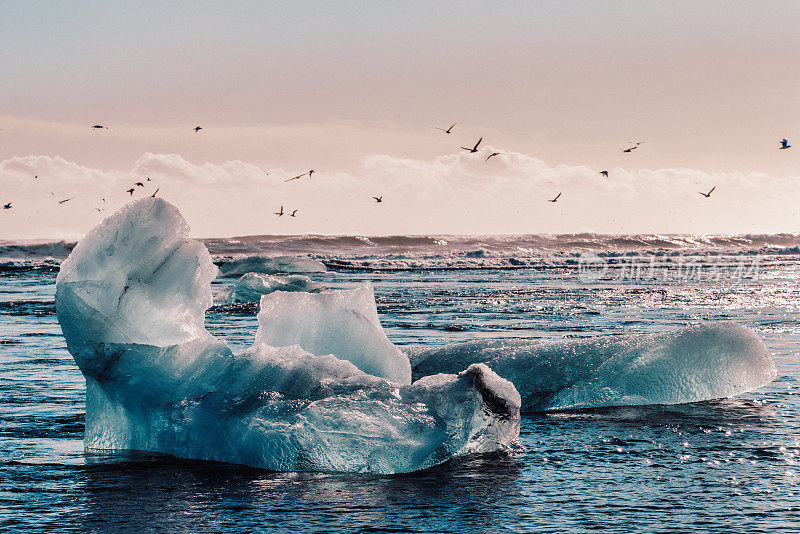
[2,243,800,532]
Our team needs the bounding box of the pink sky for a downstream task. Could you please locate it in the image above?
[2,2,799,238]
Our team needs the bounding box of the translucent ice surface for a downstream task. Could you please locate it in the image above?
[222,273,324,304]
[256,284,412,384]
[55,199,520,473]
[412,323,776,412]
[218,255,326,277]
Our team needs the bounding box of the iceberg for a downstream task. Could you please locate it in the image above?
[218,255,326,277]
[411,323,776,412]
[222,273,324,304]
[55,199,520,474]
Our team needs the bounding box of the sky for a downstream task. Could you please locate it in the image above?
[1,1,799,239]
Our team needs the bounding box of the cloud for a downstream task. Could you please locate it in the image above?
[0,150,797,240]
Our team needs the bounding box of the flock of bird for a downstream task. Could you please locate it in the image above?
[0,124,794,214]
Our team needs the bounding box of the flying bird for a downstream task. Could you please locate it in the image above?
[699,186,716,198]
[274,206,284,216]
[485,152,502,162]
[290,209,298,217]
[780,138,791,150]
[435,123,456,134]
[284,172,308,182]
[621,141,643,153]
[34,175,38,179]
[146,177,151,181]
[90,124,107,130]
[373,196,383,203]
[58,198,72,204]
[127,188,135,196]
[2,202,11,209]
[194,126,202,132]
[135,182,144,187]
[151,189,159,198]
[308,169,314,178]
[461,137,483,153]
[548,192,562,203]
[599,170,609,177]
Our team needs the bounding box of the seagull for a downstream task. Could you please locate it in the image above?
[90,124,107,130]
[151,188,159,198]
[485,152,502,162]
[146,177,151,181]
[599,170,609,177]
[461,137,483,153]
[135,182,144,187]
[435,123,456,134]
[95,208,104,212]
[699,186,716,198]
[308,169,314,178]
[274,206,284,216]
[194,126,202,133]
[284,172,308,182]
[780,138,791,150]
[290,209,298,217]
[2,202,11,209]
[621,141,643,153]
[548,192,562,203]
[127,188,135,196]
[373,196,383,203]
[58,198,72,204]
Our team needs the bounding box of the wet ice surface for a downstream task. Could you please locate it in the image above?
[2,255,800,532]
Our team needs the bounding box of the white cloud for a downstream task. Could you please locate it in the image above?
[0,150,797,240]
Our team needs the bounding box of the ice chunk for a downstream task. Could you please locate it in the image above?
[412,323,776,412]
[56,198,519,473]
[256,284,412,384]
[222,273,325,304]
[218,255,326,277]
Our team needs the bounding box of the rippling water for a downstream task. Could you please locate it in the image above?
[2,236,800,532]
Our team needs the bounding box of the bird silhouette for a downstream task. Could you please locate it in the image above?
[58,198,72,204]
[151,189,159,198]
[90,125,107,130]
[308,169,314,178]
[274,206,284,216]
[373,196,383,203]
[548,192,562,203]
[621,141,643,153]
[599,170,609,177]
[435,123,456,134]
[135,182,144,187]
[194,126,202,132]
[2,202,11,209]
[485,152,501,162]
[780,138,791,149]
[34,175,38,180]
[699,186,716,198]
[284,172,308,182]
[290,209,298,217]
[146,177,151,181]
[127,188,134,196]
[461,137,483,153]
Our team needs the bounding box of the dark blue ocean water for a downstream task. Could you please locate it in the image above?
[2,237,800,533]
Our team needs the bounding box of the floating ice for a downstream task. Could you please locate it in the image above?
[411,323,776,412]
[55,199,520,473]
[257,284,411,384]
[222,273,324,304]
[218,255,326,277]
